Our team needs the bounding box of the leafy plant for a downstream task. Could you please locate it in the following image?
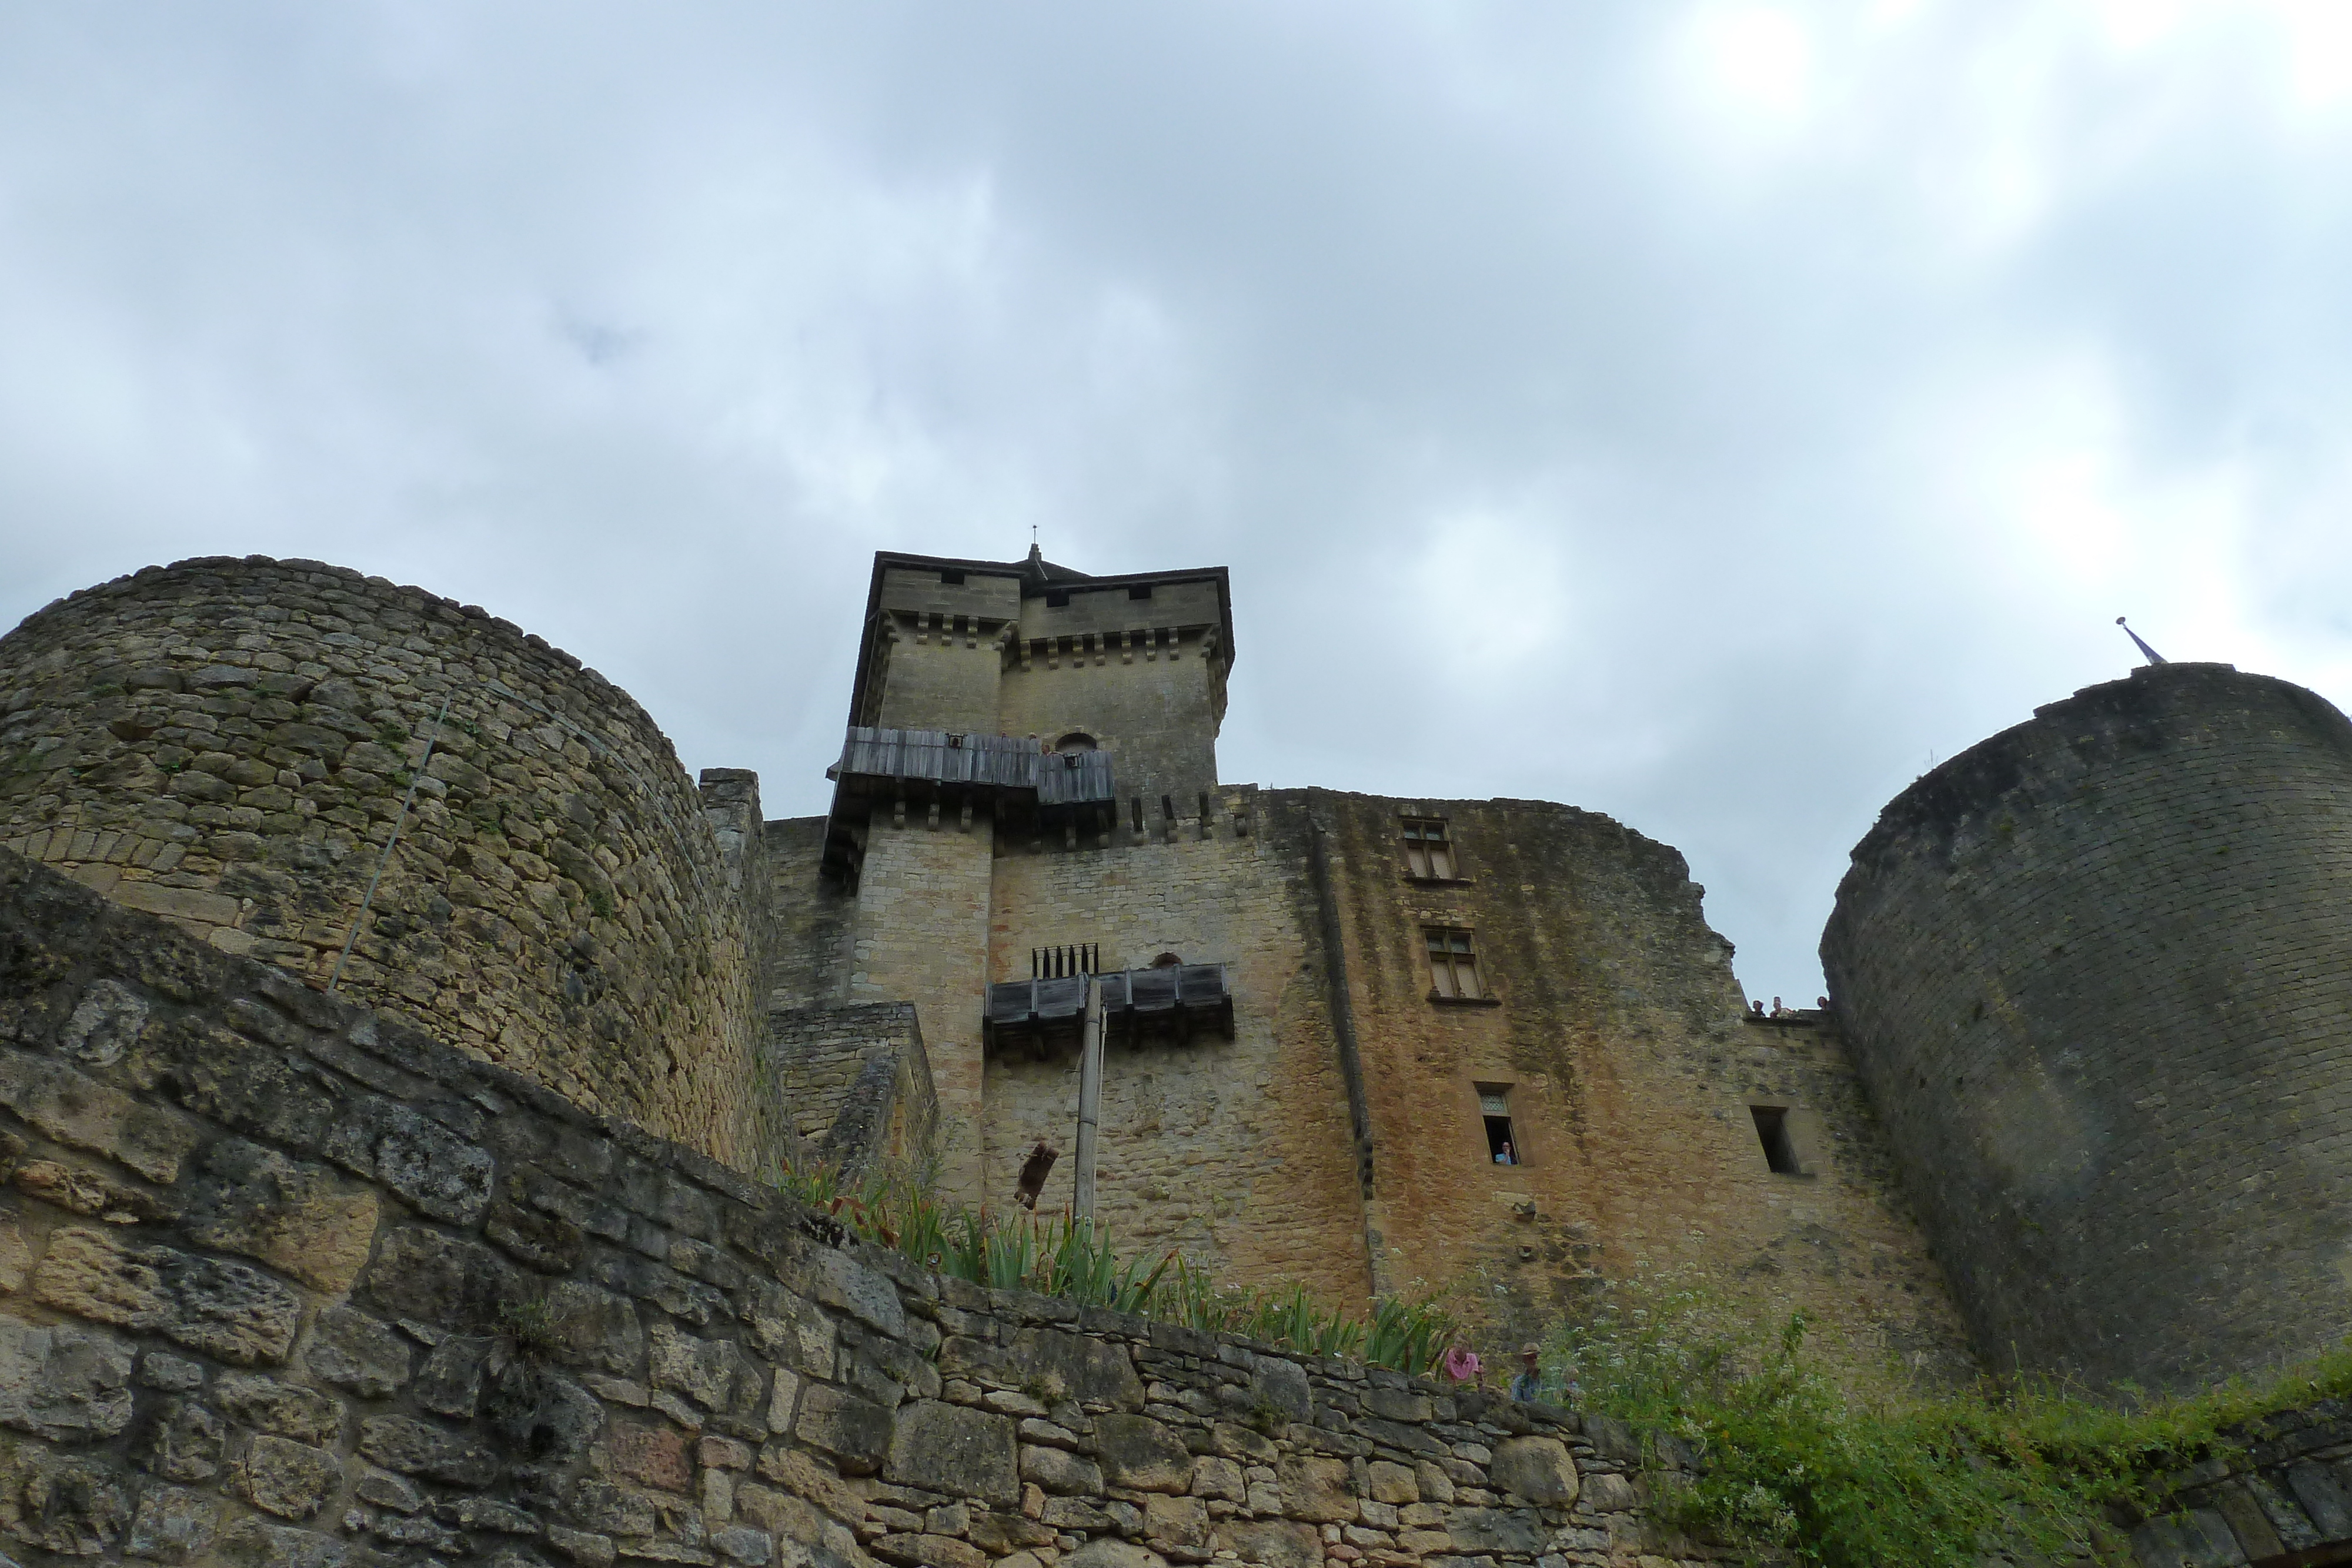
[776,1157,1456,1375]
[1545,1271,2352,1568]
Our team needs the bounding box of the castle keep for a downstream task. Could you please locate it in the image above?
[5,548,2351,1400]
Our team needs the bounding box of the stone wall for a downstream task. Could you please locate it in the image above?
[1822,663,2352,1393]
[995,588,1228,815]
[760,821,853,1014]
[0,557,763,1171]
[0,847,1732,1568]
[978,798,1367,1308]
[847,824,996,1204]
[1301,791,1972,1389]
[763,1004,936,1179]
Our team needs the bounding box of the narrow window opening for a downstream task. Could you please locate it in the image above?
[1751,1106,1800,1174]
[1161,794,1177,821]
[939,569,965,584]
[1128,584,1152,600]
[1045,590,1070,608]
[1425,927,1482,999]
[1130,796,1145,832]
[1479,1088,1518,1165]
[1402,817,1457,879]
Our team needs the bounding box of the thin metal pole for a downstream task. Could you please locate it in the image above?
[1073,974,1104,1226]
[326,694,451,992]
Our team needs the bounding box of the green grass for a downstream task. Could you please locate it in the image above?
[778,1159,1456,1376]
[1545,1273,2352,1567]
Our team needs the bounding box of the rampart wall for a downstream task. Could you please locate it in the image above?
[1301,791,1973,1387]
[0,558,763,1169]
[1823,664,2352,1392]
[763,1003,936,1179]
[978,795,1367,1308]
[0,847,1739,1568]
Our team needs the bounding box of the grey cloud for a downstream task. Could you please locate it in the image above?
[3,1,2349,998]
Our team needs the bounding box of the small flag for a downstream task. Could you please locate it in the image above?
[2116,617,2167,665]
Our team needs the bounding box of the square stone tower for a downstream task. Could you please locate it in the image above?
[818,547,1235,1198]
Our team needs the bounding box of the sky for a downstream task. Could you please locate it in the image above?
[5,2,2351,1003]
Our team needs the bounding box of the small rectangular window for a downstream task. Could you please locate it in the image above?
[1425,927,1482,999]
[1402,818,1456,880]
[1479,1086,1519,1165]
[939,569,965,584]
[1128,584,1152,600]
[1045,590,1070,608]
[1751,1106,1801,1175]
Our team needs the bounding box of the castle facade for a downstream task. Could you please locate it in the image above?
[9,546,2349,1393]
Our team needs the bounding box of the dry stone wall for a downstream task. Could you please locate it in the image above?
[1823,663,2352,1392]
[0,847,1739,1568]
[0,557,761,1169]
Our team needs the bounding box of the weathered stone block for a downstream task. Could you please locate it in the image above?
[127,1482,219,1561]
[0,1433,132,1554]
[543,1279,649,1374]
[797,1384,893,1475]
[1009,1326,1144,1408]
[0,1319,133,1442]
[604,1417,695,1493]
[183,1139,379,1295]
[1576,1472,1637,1513]
[1279,1455,1357,1523]
[236,1433,342,1519]
[968,1509,1056,1553]
[143,1395,226,1480]
[1020,1442,1104,1495]
[887,1399,1018,1506]
[33,1226,302,1364]
[1486,1437,1576,1506]
[1365,1460,1418,1505]
[0,1047,199,1183]
[1191,1454,1247,1502]
[59,979,151,1067]
[215,1513,358,1568]
[358,1414,500,1486]
[1249,1358,1309,1423]
[1062,1541,1170,1568]
[359,1225,522,1335]
[217,1372,344,1445]
[303,1305,411,1398]
[1145,1493,1211,1550]
[1213,1519,1319,1568]
[1442,1507,1546,1555]
[1095,1412,1193,1493]
[810,1248,907,1338]
[650,1321,766,1422]
[873,1533,987,1568]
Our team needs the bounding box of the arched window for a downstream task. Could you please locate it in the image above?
[1150,951,1182,969]
[1056,732,1098,753]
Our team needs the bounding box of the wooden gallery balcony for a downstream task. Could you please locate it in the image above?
[983,964,1237,1060]
[819,726,1118,884]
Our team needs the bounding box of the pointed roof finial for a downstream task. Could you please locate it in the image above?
[2117,617,2167,666]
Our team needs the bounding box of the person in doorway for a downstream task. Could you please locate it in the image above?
[1509,1344,1544,1403]
[1441,1333,1482,1389]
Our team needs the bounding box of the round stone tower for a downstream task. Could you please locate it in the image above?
[0,556,761,1167]
[1822,661,2352,1392]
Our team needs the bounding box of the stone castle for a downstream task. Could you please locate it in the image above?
[5,546,2351,1406]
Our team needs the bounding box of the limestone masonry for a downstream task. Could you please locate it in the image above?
[7,548,2352,1406]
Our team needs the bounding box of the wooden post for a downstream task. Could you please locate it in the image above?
[1074,974,1105,1226]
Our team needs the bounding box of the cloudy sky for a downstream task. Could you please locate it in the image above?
[5,2,2351,1001]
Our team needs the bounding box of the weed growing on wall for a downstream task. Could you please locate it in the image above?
[780,1159,1456,1375]
[1548,1272,2352,1567]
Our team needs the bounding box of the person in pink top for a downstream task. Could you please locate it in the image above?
[1440,1332,1482,1388]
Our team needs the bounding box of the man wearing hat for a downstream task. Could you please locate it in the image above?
[1508,1343,1544,1403]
